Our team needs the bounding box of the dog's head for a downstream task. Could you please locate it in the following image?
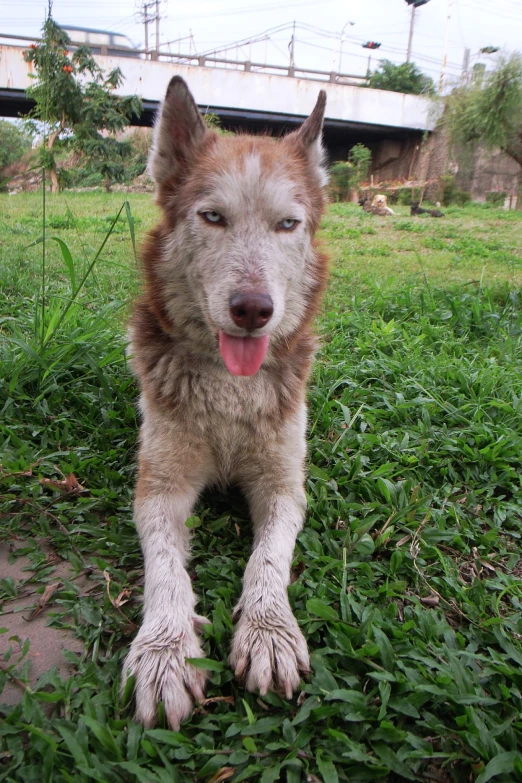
[145,77,327,376]
[373,194,387,208]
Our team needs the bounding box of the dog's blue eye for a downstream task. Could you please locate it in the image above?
[279,218,298,231]
[201,211,223,224]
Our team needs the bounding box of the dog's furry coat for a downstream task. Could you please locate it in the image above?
[123,77,329,729]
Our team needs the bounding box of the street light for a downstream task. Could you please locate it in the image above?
[337,20,355,73]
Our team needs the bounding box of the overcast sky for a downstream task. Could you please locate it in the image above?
[1,0,520,88]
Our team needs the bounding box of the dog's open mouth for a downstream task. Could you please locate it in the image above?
[219,331,269,376]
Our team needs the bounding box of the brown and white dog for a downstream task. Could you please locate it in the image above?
[123,77,329,729]
[372,194,395,215]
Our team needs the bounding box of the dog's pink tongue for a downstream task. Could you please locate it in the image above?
[219,332,269,376]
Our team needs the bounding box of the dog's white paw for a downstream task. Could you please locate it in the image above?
[229,607,310,698]
[123,621,207,729]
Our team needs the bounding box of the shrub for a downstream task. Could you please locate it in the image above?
[440,174,471,205]
[368,60,435,95]
[329,144,372,202]
[486,191,508,206]
[329,162,352,201]
[397,188,416,205]
[0,121,32,174]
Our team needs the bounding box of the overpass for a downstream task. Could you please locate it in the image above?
[0,38,437,165]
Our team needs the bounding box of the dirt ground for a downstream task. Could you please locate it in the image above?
[0,541,85,705]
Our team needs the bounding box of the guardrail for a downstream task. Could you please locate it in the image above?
[0,32,369,85]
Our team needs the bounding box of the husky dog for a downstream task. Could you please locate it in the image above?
[123,77,329,729]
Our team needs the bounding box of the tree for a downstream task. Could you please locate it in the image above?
[348,143,372,189]
[445,54,522,168]
[24,18,142,192]
[368,60,435,95]
[329,144,372,201]
[0,121,32,174]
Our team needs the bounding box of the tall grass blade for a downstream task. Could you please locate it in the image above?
[41,201,127,348]
[124,200,137,262]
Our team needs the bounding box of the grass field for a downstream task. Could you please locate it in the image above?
[1,192,522,783]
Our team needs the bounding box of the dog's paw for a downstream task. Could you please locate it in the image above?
[122,621,208,729]
[229,609,309,699]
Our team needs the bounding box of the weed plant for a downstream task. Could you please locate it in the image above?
[0,196,521,782]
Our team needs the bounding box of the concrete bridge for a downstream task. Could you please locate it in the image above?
[0,40,437,165]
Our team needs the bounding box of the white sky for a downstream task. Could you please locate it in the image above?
[1,0,521,88]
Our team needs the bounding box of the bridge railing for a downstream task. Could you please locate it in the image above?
[0,32,368,86]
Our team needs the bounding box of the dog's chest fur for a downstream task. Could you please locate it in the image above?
[131,301,313,484]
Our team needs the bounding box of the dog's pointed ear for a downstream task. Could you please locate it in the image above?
[285,90,327,184]
[149,77,208,185]
[297,89,327,147]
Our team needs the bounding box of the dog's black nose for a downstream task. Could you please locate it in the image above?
[229,293,274,331]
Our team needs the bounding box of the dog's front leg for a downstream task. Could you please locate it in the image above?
[230,414,310,698]
[123,465,208,729]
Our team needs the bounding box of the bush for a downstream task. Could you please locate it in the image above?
[397,188,416,205]
[440,174,472,206]
[329,162,352,201]
[486,191,508,206]
[0,121,32,174]
[329,144,372,202]
[368,60,435,95]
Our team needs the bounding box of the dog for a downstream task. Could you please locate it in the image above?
[122,77,329,730]
[411,201,444,217]
[372,194,395,215]
[359,195,392,216]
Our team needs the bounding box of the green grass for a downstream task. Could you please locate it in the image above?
[1,194,522,782]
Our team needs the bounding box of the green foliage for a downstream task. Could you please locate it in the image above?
[445,54,522,167]
[329,162,352,202]
[396,187,416,205]
[0,121,32,174]
[329,145,372,202]
[486,191,508,206]
[348,144,372,189]
[1,194,522,781]
[440,175,472,206]
[23,17,142,190]
[368,59,435,95]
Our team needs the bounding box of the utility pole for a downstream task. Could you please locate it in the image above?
[405,0,430,63]
[288,21,296,73]
[137,1,160,55]
[439,0,453,92]
[461,47,470,85]
[155,0,160,53]
[406,4,415,63]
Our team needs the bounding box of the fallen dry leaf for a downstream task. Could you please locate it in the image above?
[40,472,88,497]
[201,695,235,707]
[420,594,440,607]
[206,768,235,783]
[103,570,131,608]
[103,571,137,630]
[194,695,236,715]
[24,582,61,621]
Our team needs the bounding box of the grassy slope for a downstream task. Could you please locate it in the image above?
[1,193,522,783]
